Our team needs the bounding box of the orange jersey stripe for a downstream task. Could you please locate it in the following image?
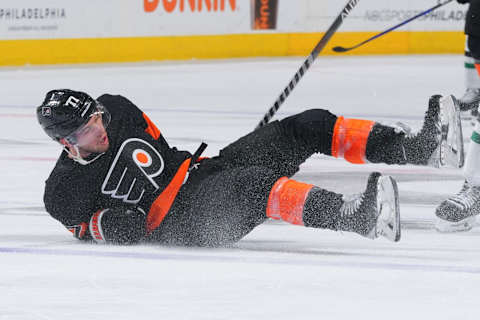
[146,158,191,233]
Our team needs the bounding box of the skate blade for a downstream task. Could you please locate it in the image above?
[434,216,476,233]
[439,95,465,168]
[375,176,401,242]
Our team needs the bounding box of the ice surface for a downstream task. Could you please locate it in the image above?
[1,55,479,320]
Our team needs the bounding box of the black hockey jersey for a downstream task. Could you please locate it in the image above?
[465,0,480,37]
[43,94,191,240]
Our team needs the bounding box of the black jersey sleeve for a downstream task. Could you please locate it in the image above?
[43,160,99,240]
[45,173,146,243]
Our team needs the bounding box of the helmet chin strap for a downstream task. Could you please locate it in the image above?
[63,144,105,165]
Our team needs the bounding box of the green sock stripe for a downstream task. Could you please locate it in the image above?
[471,131,480,144]
[465,62,476,69]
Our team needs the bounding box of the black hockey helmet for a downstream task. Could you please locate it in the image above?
[36,89,110,142]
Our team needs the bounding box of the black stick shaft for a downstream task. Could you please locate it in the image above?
[255,0,361,129]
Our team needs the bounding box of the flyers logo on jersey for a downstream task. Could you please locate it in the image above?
[102,138,164,204]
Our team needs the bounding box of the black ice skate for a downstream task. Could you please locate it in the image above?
[403,95,464,168]
[339,172,401,242]
[458,87,480,111]
[435,180,480,232]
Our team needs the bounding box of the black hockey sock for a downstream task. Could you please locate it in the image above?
[302,187,344,230]
[302,178,378,237]
[366,96,441,166]
[403,95,441,165]
[365,123,407,165]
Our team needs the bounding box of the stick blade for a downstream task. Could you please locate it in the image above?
[332,46,349,53]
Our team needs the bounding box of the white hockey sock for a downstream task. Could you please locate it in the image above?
[464,120,480,186]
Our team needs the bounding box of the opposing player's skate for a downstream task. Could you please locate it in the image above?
[458,87,480,111]
[340,172,401,242]
[435,180,480,232]
[438,95,465,168]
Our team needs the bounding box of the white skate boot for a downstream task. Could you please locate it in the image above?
[435,180,480,232]
[438,95,465,168]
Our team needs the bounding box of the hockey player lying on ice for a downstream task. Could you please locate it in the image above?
[36,90,463,246]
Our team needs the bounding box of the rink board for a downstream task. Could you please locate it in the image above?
[0,31,465,66]
[0,0,468,66]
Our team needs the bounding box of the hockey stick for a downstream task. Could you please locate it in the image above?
[255,0,361,129]
[333,0,454,53]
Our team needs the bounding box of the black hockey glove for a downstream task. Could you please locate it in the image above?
[457,0,469,4]
[89,207,147,244]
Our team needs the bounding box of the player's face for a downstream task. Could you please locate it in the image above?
[71,112,109,154]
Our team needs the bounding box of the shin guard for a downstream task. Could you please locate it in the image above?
[332,117,376,164]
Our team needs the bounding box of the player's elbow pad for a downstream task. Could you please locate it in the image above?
[89,207,147,244]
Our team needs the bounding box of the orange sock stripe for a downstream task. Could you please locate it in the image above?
[475,63,480,77]
[266,177,313,226]
[331,117,375,164]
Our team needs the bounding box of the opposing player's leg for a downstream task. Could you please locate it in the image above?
[459,36,480,112]
[435,180,480,232]
[435,115,480,232]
